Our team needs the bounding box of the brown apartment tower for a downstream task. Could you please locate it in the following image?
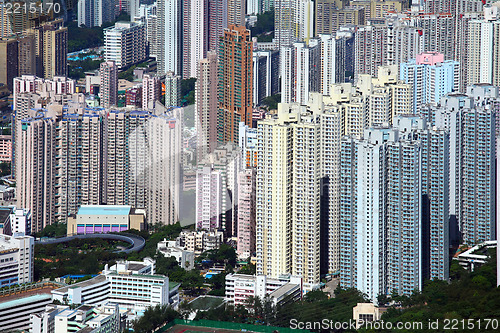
[217,25,253,145]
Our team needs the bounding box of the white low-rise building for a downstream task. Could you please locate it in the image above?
[225,274,302,307]
[52,275,110,306]
[51,258,180,314]
[157,239,195,270]
[31,303,120,333]
[177,230,224,254]
[0,234,34,286]
[0,294,52,332]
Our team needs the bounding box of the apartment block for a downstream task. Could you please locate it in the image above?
[319,34,347,95]
[78,0,116,27]
[315,3,365,35]
[238,122,258,169]
[236,168,256,259]
[434,85,498,245]
[142,74,161,110]
[354,21,423,78]
[252,49,279,106]
[157,0,181,75]
[218,25,253,145]
[177,230,224,254]
[467,4,500,87]
[104,21,147,69]
[256,104,321,289]
[196,143,240,234]
[281,39,321,105]
[100,61,118,108]
[0,234,34,287]
[164,71,181,107]
[339,128,422,300]
[196,52,218,162]
[400,52,459,114]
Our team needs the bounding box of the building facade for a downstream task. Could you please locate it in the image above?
[104,21,147,69]
[217,25,253,144]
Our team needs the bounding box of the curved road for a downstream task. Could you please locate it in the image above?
[35,233,146,254]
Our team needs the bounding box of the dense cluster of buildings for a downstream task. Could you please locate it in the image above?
[0,0,499,313]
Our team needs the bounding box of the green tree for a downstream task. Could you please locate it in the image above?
[261,94,281,110]
[132,305,179,333]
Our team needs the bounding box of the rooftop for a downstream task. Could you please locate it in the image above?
[269,283,299,299]
[77,205,132,216]
[0,294,51,311]
[52,275,107,294]
[0,206,13,222]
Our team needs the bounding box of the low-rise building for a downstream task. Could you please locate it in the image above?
[51,275,110,306]
[157,239,195,270]
[0,294,52,332]
[177,230,224,254]
[353,303,387,329]
[51,258,180,313]
[67,205,146,236]
[0,134,12,162]
[31,303,120,333]
[0,234,34,286]
[225,274,302,307]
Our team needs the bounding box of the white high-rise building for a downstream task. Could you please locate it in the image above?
[319,34,345,95]
[195,144,240,234]
[77,0,115,27]
[281,39,321,105]
[104,21,147,69]
[467,4,500,87]
[142,74,161,110]
[188,0,207,78]
[157,0,181,75]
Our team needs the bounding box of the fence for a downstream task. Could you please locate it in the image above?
[157,319,310,333]
[0,281,65,298]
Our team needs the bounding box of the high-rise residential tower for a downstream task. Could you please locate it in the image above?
[157,0,181,75]
[435,85,498,246]
[78,0,116,27]
[196,52,218,161]
[281,39,321,105]
[99,61,118,109]
[104,21,147,69]
[256,104,321,289]
[217,25,253,145]
[142,74,161,110]
[467,4,500,87]
[164,72,182,107]
[400,52,459,114]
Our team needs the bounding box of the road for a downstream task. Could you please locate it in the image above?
[35,232,146,253]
